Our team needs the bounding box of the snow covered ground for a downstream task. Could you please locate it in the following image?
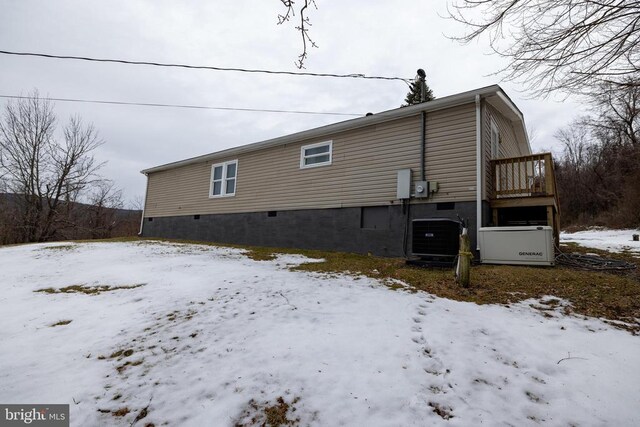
[1,240,639,426]
[561,228,640,256]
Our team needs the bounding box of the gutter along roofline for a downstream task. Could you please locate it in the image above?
[141,85,513,175]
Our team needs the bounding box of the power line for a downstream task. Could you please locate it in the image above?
[0,94,363,116]
[0,50,411,83]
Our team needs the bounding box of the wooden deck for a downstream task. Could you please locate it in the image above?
[490,153,560,244]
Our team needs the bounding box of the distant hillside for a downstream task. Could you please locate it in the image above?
[0,192,22,207]
[0,193,142,244]
[0,193,141,216]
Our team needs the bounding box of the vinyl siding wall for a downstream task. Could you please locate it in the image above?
[144,103,478,218]
[482,103,529,199]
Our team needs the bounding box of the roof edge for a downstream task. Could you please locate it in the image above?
[141,84,505,174]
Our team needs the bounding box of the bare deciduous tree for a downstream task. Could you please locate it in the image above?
[0,91,104,242]
[277,0,318,68]
[555,83,640,227]
[0,94,55,241]
[128,195,145,212]
[85,179,124,239]
[590,79,640,147]
[448,0,640,94]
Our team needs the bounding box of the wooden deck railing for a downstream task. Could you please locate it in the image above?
[490,153,558,202]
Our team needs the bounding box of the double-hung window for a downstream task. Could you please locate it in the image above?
[209,160,237,198]
[300,141,332,169]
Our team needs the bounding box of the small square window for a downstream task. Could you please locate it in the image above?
[300,141,332,169]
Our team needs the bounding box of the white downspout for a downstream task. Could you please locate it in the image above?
[138,173,149,236]
[475,95,482,252]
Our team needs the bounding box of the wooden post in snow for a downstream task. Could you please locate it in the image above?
[455,228,471,288]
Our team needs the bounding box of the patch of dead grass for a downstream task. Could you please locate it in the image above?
[246,251,278,261]
[428,402,454,420]
[561,242,640,268]
[109,349,134,359]
[35,284,145,295]
[235,396,300,427]
[73,236,142,244]
[50,319,72,327]
[39,245,76,251]
[112,407,130,417]
[116,359,143,374]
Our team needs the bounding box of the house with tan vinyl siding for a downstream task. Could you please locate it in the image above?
[140,85,559,258]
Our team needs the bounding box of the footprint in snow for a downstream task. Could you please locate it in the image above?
[412,335,426,344]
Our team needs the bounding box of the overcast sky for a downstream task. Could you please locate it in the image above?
[0,0,588,205]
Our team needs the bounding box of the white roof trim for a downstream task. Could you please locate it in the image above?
[141,84,523,174]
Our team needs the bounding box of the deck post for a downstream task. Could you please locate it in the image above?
[544,153,554,196]
[546,205,554,229]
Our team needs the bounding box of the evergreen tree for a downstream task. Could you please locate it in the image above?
[402,80,435,107]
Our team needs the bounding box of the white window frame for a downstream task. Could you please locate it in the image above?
[209,160,238,198]
[300,141,333,169]
[490,121,500,159]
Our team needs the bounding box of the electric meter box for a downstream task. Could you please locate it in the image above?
[414,181,428,198]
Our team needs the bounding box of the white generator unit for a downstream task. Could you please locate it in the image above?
[478,226,554,266]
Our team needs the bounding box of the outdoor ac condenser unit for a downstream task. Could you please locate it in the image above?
[478,226,554,266]
[411,219,461,258]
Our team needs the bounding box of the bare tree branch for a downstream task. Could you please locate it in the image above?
[128,195,144,211]
[277,0,319,68]
[447,0,640,95]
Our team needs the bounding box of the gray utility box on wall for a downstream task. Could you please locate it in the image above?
[479,226,554,266]
[397,169,411,199]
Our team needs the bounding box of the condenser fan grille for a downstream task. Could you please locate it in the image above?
[411,219,460,257]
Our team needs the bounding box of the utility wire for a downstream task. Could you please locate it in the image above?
[0,50,411,83]
[0,95,362,116]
